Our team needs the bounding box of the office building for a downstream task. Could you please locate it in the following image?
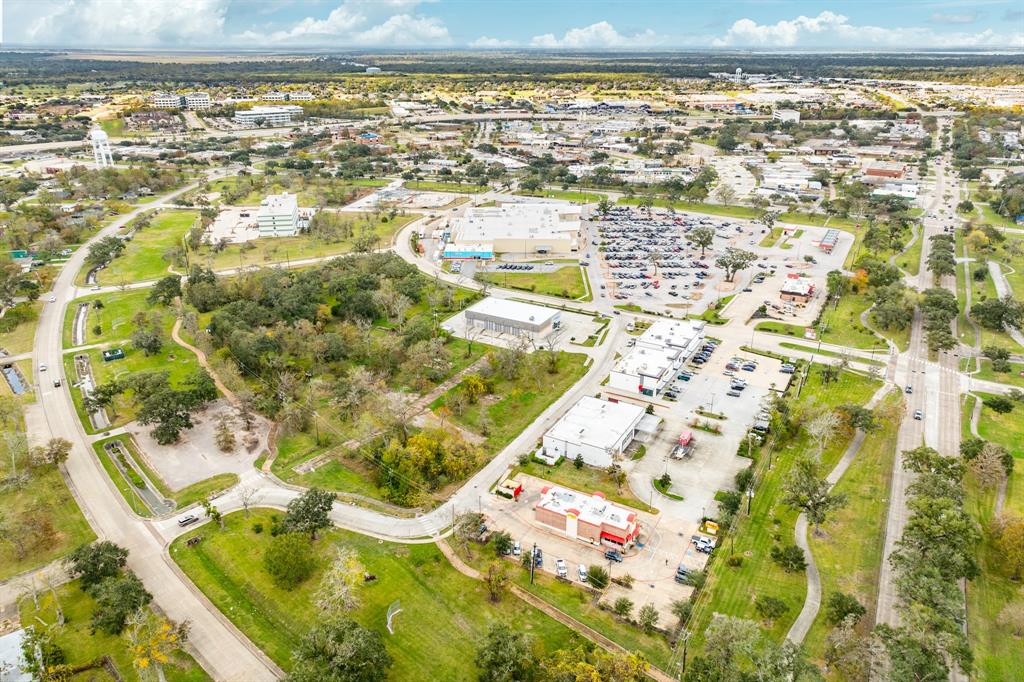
[151,93,183,108]
[183,92,212,110]
[233,105,304,128]
[257,193,299,237]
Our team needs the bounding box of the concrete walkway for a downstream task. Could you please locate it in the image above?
[786,383,893,644]
[988,261,1024,348]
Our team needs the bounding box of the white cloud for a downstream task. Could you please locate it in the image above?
[530,21,660,49]
[930,12,977,24]
[21,0,230,46]
[237,0,450,46]
[471,36,518,48]
[712,10,1022,48]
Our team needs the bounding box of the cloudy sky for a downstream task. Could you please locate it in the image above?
[5,0,1023,50]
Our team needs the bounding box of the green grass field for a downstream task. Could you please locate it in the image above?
[974,392,1024,459]
[802,392,902,663]
[193,213,416,271]
[478,265,588,300]
[979,203,1018,229]
[0,300,41,355]
[688,368,879,652]
[618,196,761,219]
[171,509,578,678]
[20,581,210,682]
[777,342,885,366]
[974,360,1024,389]
[97,211,198,285]
[432,351,589,455]
[203,176,389,207]
[404,180,488,194]
[515,189,608,203]
[64,289,164,348]
[818,294,882,350]
[895,232,923,275]
[513,458,656,513]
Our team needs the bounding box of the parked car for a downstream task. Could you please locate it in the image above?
[726,390,741,397]
[604,549,623,563]
[177,514,199,527]
[555,559,568,578]
[512,541,521,556]
[533,547,544,567]
[578,564,589,583]
[674,564,691,584]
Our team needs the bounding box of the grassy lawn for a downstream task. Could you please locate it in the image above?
[513,458,656,513]
[98,210,198,285]
[777,342,885,366]
[974,392,1024,459]
[432,351,589,455]
[515,189,607,203]
[171,509,577,678]
[965,466,1024,681]
[759,227,784,247]
[895,231,923,275]
[756,320,809,338]
[192,213,416,271]
[94,435,238,511]
[20,581,210,682]
[819,294,882,350]
[63,289,159,348]
[618,196,761,219]
[979,203,1018,229]
[0,300,41,355]
[404,180,488,194]
[689,368,879,652]
[777,211,846,228]
[203,176,389,207]
[802,392,902,663]
[478,265,588,300]
[974,360,1024,389]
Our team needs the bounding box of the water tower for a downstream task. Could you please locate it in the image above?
[735,67,743,81]
[90,128,113,167]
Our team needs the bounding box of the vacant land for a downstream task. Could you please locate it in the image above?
[618,196,760,219]
[405,180,488,193]
[516,189,607,203]
[21,581,210,682]
[477,265,588,300]
[95,210,198,285]
[974,360,1024,389]
[172,510,577,678]
[0,301,41,355]
[802,392,902,663]
[974,392,1024,459]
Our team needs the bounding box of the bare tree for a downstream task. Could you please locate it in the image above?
[238,485,258,517]
[806,409,843,461]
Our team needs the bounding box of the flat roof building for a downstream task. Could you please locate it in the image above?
[450,203,581,257]
[183,92,212,110]
[234,105,303,128]
[637,319,705,359]
[780,276,815,303]
[773,108,801,124]
[464,297,560,342]
[257,192,299,237]
[608,344,681,399]
[534,485,641,549]
[816,228,841,254]
[151,93,183,109]
[543,397,646,468]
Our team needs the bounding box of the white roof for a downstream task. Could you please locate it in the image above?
[466,297,558,325]
[781,278,814,296]
[546,396,644,451]
[258,192,298,216]
[638,319,704,352]
[452,203,580,244]
[536,484,635,531]
[614,344,678,379]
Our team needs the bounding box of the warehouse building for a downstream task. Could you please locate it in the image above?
[257,192,299,237]
[607,344,681,398]
[464,297,560,341]
[637,319,705,359]
[534,485,642,550]
[542,397,646,468]
[449,203,582,257]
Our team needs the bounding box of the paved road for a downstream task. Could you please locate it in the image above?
[31,173,280,682]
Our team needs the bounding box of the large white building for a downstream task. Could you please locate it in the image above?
[90,128,113,168]
[608,345,682,398]
[542,397,646,468]
[773,108,801,124]
[638,319,705,357]
[449,203,582,257]
[151,93,183,108]
[183,92,212,110]
[257,193,299,237]
[463,297,560,342]
[234,105,304,128]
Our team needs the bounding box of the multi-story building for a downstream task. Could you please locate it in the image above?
[150,93,183,108]
[233,105,303,128]
[257,193,299,237]
[183,92,212,110]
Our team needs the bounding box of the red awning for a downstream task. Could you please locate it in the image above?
[601,530,627,544]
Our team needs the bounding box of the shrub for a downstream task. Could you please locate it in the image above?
[252,522,264,534]
[826,591,866,625]
[770,544,807,572]
[726,555,744,568]
[588,565,610,589]
[755,595,789,623]
[264,532,316,590]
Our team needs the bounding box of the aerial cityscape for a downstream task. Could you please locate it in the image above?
[0,1,1022,681]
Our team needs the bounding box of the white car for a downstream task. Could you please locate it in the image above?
[39,363,47,372]
[512,541,521,557]
[48,295,57,302]
[577,564,589,583]
[555,559,568,579]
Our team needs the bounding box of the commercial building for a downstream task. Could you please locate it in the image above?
[449,203,581,257]
[151,93,183,108]
[257,192,299,237]
[542,397,646,467]
[607,344,681,398]
[773,108,801,124]
[637,319,705,359]
[780,275,815,303]
[464,297,560,342]
[183,93,212,110]
[534,485,642,549]
[234,105,304,128]
[262,91,314,102]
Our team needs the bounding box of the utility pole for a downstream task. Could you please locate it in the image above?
[530,542,537,584]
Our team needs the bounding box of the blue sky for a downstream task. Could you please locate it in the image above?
[6,0,1023,49]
